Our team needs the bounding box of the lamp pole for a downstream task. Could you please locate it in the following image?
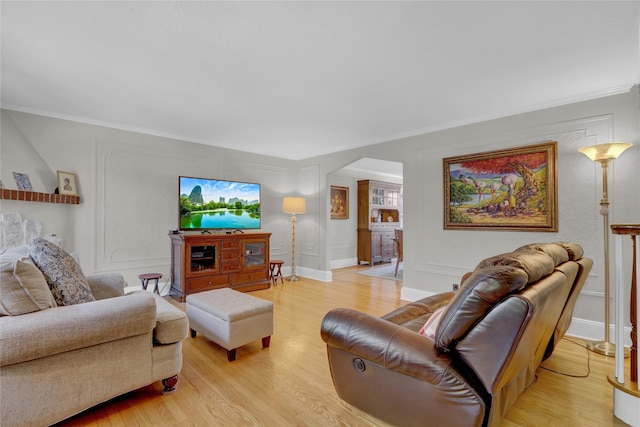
[594,157,613,355]
[282,197,306,282]
[289,212,300,281]
[579,142,632,356]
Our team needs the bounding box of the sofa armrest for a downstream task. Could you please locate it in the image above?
[0,293,156,366]
[128,291,188,344]
[321,308,454,384]
[86,272,126,299]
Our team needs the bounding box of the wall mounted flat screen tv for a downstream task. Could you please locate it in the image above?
[179,176,261,231]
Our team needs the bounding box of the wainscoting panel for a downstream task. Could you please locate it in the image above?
[299,164,320,258]
[95,140,208,271]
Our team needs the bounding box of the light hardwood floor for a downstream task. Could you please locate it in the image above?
[57,267,628,426]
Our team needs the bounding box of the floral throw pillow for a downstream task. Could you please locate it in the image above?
[28,237,95,306]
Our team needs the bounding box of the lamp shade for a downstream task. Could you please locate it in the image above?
[578,143,632,163]
[282,197,306,214]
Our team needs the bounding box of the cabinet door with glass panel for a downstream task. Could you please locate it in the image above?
[370,183,400,207]
[385,187,400,207]
[371,187,385,205]
[242,238,269,270]
[367,181,401,227]
[188,242,220,275]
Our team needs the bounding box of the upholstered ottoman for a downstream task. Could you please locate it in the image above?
[186,288,274,361]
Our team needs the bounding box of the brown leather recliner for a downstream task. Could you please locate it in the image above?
[321,242,592,427]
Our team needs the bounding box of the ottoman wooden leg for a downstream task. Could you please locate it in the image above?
[190,329,197,338]
[226,348,237,362]
[262,336,271,348]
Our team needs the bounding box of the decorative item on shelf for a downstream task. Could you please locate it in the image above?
[56,170,78,196]
[578,142,633,357]
[282,196,306,282]
[330,186,349,219]
[12,172,32,191]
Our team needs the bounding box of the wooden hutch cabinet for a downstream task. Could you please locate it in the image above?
[357,180,402,265]
[169,232,271,301]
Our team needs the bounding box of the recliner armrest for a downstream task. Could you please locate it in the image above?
[321,308,453,384]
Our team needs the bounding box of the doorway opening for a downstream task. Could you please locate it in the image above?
[327,158,403,271]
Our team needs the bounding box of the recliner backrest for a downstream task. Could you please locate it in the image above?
[475,248,556,283]
[436,245,568,353]
[434,265,529,352]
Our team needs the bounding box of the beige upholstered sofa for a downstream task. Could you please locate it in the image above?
[0,240,189,427]
[321,242,592,427]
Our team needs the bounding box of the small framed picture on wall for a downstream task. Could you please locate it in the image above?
[57,170,78,196]
[330,186,349,219]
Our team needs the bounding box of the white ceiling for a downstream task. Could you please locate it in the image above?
[1,1,638,161]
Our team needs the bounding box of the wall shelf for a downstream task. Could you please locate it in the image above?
[0,189,80,205]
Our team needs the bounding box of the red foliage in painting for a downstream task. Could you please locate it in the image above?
[460,151,547,175]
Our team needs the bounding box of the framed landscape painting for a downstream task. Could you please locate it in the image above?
[443,141,558,231]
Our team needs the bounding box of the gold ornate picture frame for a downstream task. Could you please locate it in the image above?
[443,142,558,231]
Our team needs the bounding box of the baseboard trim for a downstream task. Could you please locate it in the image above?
[330,258,358,269]
[282,266,332,282]
[566,318,631,346]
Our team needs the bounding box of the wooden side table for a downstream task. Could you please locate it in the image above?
[269,260,284,285]
[139,273,162,294]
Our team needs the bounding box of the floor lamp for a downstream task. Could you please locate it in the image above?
[579,142,632,356]
[282,197,306,282]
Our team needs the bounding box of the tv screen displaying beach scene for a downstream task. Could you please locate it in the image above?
[179,176,261,230]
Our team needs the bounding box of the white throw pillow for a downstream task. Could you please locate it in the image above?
[0,257,57,315]
[419,306,447,339]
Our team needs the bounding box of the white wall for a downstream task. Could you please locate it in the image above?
[1,110,294,290]
[326,173,358,268]
[299,87,640,340]
[2,87,639,341]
